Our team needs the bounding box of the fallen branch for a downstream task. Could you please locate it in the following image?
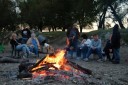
[0,56,29,63]
[67,60,92,75]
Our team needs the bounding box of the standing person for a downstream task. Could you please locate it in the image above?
[84,34,103,62]
[111,24,121,64]
[27,33,40,56]
[21,27,31,43]
[66,24,80,57]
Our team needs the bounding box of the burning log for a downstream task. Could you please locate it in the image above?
[30,63,58,73]
[29,53,55,71]
[17,50,92,80]
[67,60,92,75]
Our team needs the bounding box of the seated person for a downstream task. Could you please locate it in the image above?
[76,34,91,60]
[21,27,31,44]
[27,33,40,55]
[84,34,103,62]
[10,33,31,58]
[103,34,113,61]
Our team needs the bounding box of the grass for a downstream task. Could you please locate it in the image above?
[39,29,128,45]
[41,31,66,41]
[84,29,128,44]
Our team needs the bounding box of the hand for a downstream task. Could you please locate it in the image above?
[65,45,68,48]
[109,49,112,52]
[31,45,34,48]
[70,46,74,50]
[72,36,75,39]
[92,47,96,50]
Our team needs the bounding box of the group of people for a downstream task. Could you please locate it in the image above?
[10,28,48,58]
[66,24,121,64]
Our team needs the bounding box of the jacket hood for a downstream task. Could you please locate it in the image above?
[113,24,119,32]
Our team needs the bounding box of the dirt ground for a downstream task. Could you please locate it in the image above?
[0,44,128,85]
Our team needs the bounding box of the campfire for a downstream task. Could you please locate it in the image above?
[18,50,92,84]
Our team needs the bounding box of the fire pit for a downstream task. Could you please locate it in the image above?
[18,50,92,84]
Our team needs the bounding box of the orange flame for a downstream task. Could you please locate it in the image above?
[32,50,71,73]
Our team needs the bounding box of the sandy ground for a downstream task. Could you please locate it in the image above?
[0,45,128,85]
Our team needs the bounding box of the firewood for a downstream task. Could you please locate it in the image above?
[17,70,32,79]
[19,63,35,73]
[29,63,58,73]
[28,53,55,71]
[0,56,29,63]
[67,60,92,75]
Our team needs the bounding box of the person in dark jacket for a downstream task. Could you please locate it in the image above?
[103,34,113,61]
[111,24,121,64]
[10,33,31,58]
[66,24,80,58]
[21,28,31,43]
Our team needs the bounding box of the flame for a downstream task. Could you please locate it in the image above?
[31,50,71,73]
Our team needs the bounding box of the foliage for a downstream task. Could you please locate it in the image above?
[18,0,98,32]
[0,0,18,31]
[0,0,128,32]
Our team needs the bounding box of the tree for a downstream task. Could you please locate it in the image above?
[96,0,127,29]
[19,0,99,32]
[0,0,18,31]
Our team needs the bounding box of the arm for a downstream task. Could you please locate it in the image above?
[91,39,101,49]
[26,38,32,46]
[36,38,41,49]
[85,39,92,47]
[90,40,94,48]
[10,39,18,49]
[97,39,102,49]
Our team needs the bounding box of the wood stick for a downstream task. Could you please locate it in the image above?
[30,63,58,73]
[67,60,92,75]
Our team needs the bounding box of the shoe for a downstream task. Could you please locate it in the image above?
[83,58,89,62]
[103,57,107,61]
[97,59,103,62]
[112,61,120,64]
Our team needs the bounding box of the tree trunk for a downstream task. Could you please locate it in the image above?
[52,27,54,32]
[109,4,125,29]
[48,27,51,32]
[98,6,108,29]
[98,14,103,29]
[62,27,66,31]
[102,9,107,29]
[80,25,83,33]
